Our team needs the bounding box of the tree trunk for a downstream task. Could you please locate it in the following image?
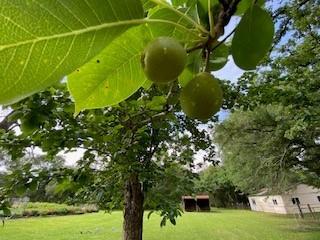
[123,174,144,240]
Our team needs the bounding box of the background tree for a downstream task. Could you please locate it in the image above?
[145,162,196,226]
[0,83,216,240]
[215,0,320,193]
[0,0,278,239]
[194,165,248,207]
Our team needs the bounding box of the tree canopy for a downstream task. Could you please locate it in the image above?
[0,0,302,239]
[215,0,320,194]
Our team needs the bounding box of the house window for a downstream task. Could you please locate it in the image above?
[291,197,300,205]
[317,196,320,202]
[252,199,256,205]
[273,199,278,205]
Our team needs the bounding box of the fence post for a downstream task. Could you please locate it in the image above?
[307,204,316,220]
[297,203,304,219]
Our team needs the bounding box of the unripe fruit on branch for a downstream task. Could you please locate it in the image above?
[180,72,223,121]
[142,37,187,83]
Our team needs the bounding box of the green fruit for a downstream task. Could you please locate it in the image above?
[142,37,187,83]
[180,72,223,121]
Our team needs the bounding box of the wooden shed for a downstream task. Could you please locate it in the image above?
[182,195,210,212]
[196,195,211,211]
[182,196,197,212]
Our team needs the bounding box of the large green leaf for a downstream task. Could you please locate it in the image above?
[0,0,143,105]
[67,4,205,113]
[197,0,219,27]
[197,0,219,13]
[231,5,274,70]
[148,7,201,47]
[68,26,152,114]
[235,0,265,15]
[142,0,157,11]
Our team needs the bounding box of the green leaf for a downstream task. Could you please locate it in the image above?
[146,96,166,111]
[147,210,155,219]
[142,80,153,90]
[15,184,27,196]
[0,0,144,105]
[231,5,274,70]
[235,0,265,15]
[3,207,11,217]
[197,0,219,27]
[197,0,219,13]
[68,26,152,113]
[179,50,201,87]
[179,68,194,87]
[160,216,167,227]
[169,217,177,225]
[172,0,188,6]
[209,42,229,71]
[148,6,202,46]
[172,0,198,7]
[143,0,157,11]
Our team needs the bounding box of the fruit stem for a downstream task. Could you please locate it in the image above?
[211,27,236,52]
[204,48,211,73]
[186,43,206,53]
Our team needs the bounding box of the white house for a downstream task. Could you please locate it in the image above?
[248,184,320,214]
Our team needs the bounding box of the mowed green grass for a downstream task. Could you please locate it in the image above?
[1,209,320,240]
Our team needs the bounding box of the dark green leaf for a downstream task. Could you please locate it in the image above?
[169,217,177,225]
[179,49,201,87]
[209,42,229,71]
[231,5,274,70]
[160,216,167,227]
[3,207,11,217]
[235,0,265,15]
[147,210,155,219]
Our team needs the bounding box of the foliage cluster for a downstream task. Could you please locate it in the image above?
[2,202,98,219]
[215,0,320,193]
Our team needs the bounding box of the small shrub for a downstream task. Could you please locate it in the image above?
[11,202,99,218]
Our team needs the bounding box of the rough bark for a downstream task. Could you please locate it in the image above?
[123,174,144,240]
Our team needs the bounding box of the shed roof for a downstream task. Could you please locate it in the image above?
[182,195,209,200]
[196,195,209,199]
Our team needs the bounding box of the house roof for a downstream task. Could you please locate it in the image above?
[182,196,194,200]
[250,188,269,196]
[249,184,320,197]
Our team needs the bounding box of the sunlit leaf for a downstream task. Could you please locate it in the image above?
[148,6,202,47]
[68,26,152,113]
[0,0,143,105]
[235,0,265,15]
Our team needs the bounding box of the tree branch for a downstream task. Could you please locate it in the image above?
[211,27,236,52]
[272,0,312,19]
[186,43,206,53]
[213,0,241,39]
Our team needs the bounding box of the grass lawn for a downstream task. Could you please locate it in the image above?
[1,209,320,240]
